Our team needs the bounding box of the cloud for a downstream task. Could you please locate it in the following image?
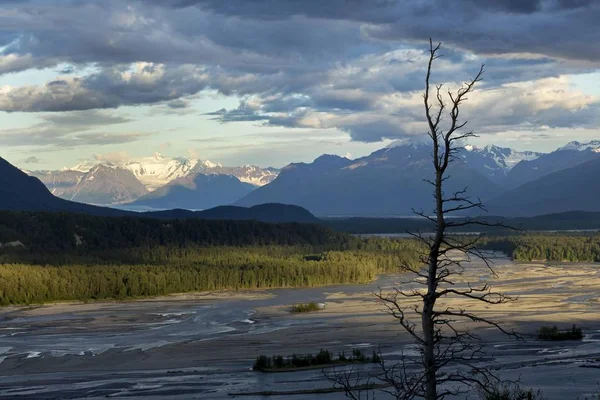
[166,99,188,109]
[23,155,41,164]
[0,63,210,112]
[0,109,148,148]
[0,0,599,150]
[93,151,131,164]
[208,74,599,142]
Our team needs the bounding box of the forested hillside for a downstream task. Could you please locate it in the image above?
[0,211,339,255]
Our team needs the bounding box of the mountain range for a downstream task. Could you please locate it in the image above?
[0,156,315,223]
[15,140,600,217]
[236,140,600,217]
[27,153,279,208]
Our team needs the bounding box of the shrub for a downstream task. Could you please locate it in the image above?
[482,383,545,400]
[290,302,321,313]
[253,355,271,371]
[273,355,284,368]
[252,348,375,371]
[537,324,583,341]
[371,349,381,364]
[352,348,366,362]
[315,349,332,365]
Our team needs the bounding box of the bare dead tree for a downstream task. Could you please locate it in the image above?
[331,39,518,400]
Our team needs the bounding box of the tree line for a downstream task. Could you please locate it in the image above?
[481,233,600,262]
[0,243,424,305]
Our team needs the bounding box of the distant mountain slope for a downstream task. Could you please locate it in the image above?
[60,165,148,205]
[27,170,85,196]
[486,157,600,217]
[0,157,130,216]
[29,165,148,205]
[504,141,600,189]
[146,203,318,223]
[237,145,502,216]
[129,173,255,210]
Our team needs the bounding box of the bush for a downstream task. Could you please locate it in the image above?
[252,347,376,371]
[482,383,545,400]
[290,302,321,313]
[315,349,332,365]
[371,349,381,364]
[537,324,583,341]
[253,355,271,371]
[351,348,367,362]
[273,355,284,368]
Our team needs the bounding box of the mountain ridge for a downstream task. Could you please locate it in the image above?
[129,172,255,210]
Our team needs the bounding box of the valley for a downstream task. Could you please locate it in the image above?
[2,5,599,399]
[2,257,600,399]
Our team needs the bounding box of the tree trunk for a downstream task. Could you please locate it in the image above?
[422,293,437,399]
[422,166,444,400]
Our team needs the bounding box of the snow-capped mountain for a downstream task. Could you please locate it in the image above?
[25,153,279,206]
[120,153,202,191]
[462,145,542,183]
[237,143,503,216]
[558,140,600,152]
[191,163,279,187]
[505,140,600,189]
[60,153,279,191]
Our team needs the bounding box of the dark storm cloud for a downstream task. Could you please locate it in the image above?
[205,105,269,123]
[0,0,599,143]
[0,65,210,112]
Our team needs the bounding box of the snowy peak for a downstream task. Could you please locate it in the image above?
[58,154,278,191]
[193,163,279,187]
[123,157,199,191]
[68,160,97,173]
[463,144,542,171]
[558,140,600,153]
[199,159,223,169]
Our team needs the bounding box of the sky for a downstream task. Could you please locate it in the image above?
[1,0,599,170]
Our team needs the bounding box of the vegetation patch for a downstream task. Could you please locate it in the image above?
[481,234,600,262]
[290,302,321,313]
[537,324,583,341]
[252,348,380,372]
[228,383,388,396]
[482,383,545,400]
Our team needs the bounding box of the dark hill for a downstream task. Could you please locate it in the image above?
[129,173,254,210]
[487,157,600,217]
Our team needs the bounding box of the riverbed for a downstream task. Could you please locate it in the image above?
[1,255,600,399]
